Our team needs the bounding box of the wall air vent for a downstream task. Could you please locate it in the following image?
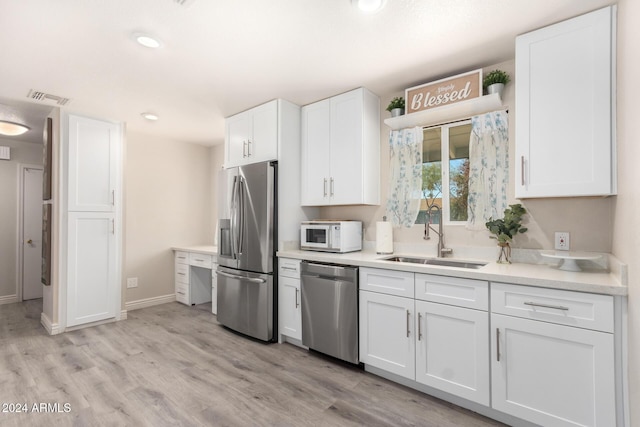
[26,90,70,106]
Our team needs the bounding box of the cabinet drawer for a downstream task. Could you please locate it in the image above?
[175,263,189,285]
[176,283,189,305]
[175,251,189,265]
[360,267,414,298]
[415,274,488,311]
[491,283,614,333]
[279,258,301,279]
[189,253,213,268]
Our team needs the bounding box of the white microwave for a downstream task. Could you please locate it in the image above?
[300,221,362,253]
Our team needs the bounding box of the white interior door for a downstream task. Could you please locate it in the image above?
[22,166,43,300]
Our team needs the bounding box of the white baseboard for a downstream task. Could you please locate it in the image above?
[125,293,176,311]
[120,309,127,320]
[40,312,62,335]
[0,294,18,305]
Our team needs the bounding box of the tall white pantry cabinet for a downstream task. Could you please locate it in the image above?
[64,114,122,328]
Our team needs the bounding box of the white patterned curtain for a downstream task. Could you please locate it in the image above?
[386,127,423,227]
[466,111,509,230]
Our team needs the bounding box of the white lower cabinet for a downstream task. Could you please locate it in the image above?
[415,300,490,405]
[359,268,620,426]
[67,212,117,327]
[359,290,415,379]
[491,283,616,427]
[278,258,302,342]
[359,268,489,405]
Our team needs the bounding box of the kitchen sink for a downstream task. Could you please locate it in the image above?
[381,256,487,269]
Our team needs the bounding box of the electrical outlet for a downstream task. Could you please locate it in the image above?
[555,232,570,251]
[126,277,138,288]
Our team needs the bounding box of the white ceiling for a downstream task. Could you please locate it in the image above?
[0,0,613,146]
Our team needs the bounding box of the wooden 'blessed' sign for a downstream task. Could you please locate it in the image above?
[405,69,482,114]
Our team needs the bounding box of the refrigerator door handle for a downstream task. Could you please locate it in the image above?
[230,176,239,259]
[217,270,266,284]
[237,176,245,255]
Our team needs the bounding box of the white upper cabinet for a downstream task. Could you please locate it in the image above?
[225,100,278,167]
[68,114,119,212]
[301,87,380,206]
[515,6,616,198]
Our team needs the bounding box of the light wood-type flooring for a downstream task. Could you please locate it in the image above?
[0,300,506,427]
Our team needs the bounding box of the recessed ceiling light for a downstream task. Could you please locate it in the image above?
[132,32,163,49]
[352,0,387,13]
[141,112,159,121]
[0,120,30,136]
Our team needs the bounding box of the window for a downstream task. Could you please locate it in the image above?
[416,120,471,225]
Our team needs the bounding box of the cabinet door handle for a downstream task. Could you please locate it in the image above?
[295,288,299,308]
[247,140,252,157]
[523,301,569,311]
[406,309,410,338]
[521,156,525,186]
[111,219,115,234]
[418,312,422,341]
[496,328,501,362]
[323,178,328,197]
[111,190,115,206]
[243,141,247,158]
[330,177,334,196]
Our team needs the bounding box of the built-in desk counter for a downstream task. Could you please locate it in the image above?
[172,246,218,313]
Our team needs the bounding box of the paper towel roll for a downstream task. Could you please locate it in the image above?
[376,221,393,254]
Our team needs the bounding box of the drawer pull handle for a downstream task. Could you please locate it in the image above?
[523,301,569,311]
[177,272,186,276]
[406,309,410,338]
[177,291,185,295]
[417,312,422,341]
[195,258,204,262]
[281,266,297,271]
[496,328,501,362]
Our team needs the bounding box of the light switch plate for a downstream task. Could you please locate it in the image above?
[555,232,570,251]
[126,277,138,288]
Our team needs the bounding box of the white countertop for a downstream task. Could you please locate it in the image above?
[172,245,218,255]
[276,249,627,296]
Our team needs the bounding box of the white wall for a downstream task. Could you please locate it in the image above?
[124,132,214,304]
[320,60,613,255]
[209,144,224,243]
[612,0,640,424]
[0,138,42,302]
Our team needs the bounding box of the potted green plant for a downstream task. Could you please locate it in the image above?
[386,96,405,117]
[483,69,511,98]
[485,203,528,263]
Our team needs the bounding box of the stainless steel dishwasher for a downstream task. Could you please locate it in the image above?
[301,261,358,364]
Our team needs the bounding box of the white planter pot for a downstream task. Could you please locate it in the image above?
[486,83,505,98]
[390,108,405,117]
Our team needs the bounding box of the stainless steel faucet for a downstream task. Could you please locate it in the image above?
[423,205,453,258]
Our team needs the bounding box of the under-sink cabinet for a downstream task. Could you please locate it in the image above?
[278,258,302,343]
[359,268,490,405]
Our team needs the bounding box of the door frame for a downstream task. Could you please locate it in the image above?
[17,163,44,302]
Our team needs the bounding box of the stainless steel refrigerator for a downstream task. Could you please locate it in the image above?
[217,160,277,342]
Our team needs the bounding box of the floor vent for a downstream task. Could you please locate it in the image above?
[26,90,71,106]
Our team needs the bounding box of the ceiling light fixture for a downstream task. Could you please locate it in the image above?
[0,120,30,136]
[352,0,387,13]
[133,32,163,49]
[141,112,159,121]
